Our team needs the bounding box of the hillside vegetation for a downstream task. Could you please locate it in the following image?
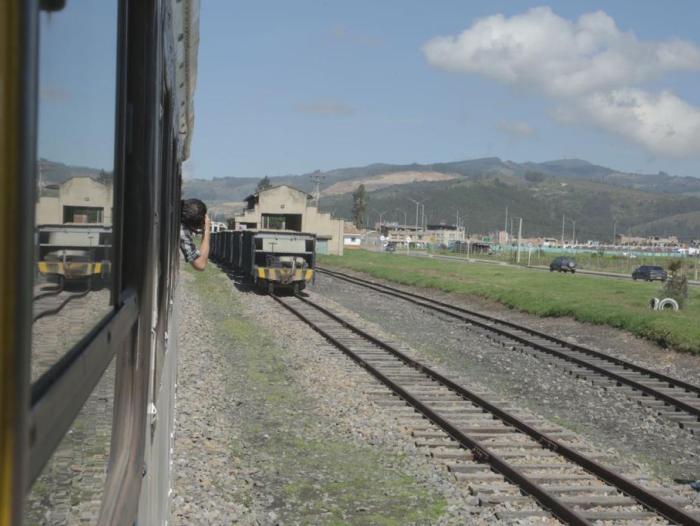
[178,157,699,240]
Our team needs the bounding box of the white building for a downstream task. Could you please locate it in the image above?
[36,176,113,225]
[233,185,344,255]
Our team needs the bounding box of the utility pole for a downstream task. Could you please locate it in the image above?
[408,199,420,232]
[561,214,565,248]
[516,217,523,263]
[378,210,387,231]
[612,220,617,246]
[571,220,576,247]
[510,218,514,247]
[310,170,325,207]
[504,206,508,244]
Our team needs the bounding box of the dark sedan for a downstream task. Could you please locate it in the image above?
[549,256,577,273]
[632,265,668,282]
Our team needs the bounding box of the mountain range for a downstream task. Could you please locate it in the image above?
[39,156,699,242]
[184,158,700,242]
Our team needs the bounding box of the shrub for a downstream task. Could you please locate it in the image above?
[662,259,688,308]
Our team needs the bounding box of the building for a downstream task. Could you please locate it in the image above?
[380,224,465,248]
[343,234,363,248]
[233,185,344,255]
[343,224,365,248]
[425,224,465,247]
[211,221,227,233]
[616,234,680,247]
[36,176,113,225]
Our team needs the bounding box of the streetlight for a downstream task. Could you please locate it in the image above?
[512,216,523,263]
[396,208,407,228]
[408,198,428,232]
[570,219,576,248]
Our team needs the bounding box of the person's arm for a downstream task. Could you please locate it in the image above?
[191,215,211,271]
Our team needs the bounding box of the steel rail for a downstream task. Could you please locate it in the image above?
[32,283,64,301]
[318,268,700,413]
[32,288,91,323]
[274,293,700,526]
[272,294,591,526]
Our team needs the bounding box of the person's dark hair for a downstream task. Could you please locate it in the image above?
[181,198,207,230]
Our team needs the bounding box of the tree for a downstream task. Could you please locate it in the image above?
[351,184,368,229]
[524,171,546,183]
[256,176,272,192]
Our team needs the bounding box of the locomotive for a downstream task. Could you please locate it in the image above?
[211,229,316,294]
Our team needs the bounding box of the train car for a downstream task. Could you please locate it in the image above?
[212,229,315,293]
[36,224,112,287]
[1,1,199,525]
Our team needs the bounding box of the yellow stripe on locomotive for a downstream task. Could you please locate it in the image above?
[37,260,111,279]
[256,266,314,284]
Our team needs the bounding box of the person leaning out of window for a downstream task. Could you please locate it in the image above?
[180,198,210,271]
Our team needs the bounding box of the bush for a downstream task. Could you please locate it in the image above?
[662,259,688,308]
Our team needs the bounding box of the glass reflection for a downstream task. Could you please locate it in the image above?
[24,359,116,525]
[32,1,118,382]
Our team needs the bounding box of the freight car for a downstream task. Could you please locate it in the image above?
[212,229,315,294]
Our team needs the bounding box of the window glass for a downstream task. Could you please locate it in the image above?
[32,0,118,383]
[24,359,116,524]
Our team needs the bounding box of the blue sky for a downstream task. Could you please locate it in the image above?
[37,1,117,172]
[35,1,700,180]
[186,1,700,180]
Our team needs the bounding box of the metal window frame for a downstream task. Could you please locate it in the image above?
[0,2,37,524]
[99,1,163,522]
[24,0,135,490]
[28,292,138,486]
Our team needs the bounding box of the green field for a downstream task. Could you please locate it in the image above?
[319,250,700,354]
[414,246,699,276]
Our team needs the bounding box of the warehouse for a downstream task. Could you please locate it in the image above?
[233,184,344,255]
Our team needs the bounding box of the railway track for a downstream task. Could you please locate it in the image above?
[273,292,700,525]
[32,286,91,323]
[317,267,700,435]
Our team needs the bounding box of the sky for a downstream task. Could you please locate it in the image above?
[185,0,700,180]
[37,1,117,172]
[34,1,700,180]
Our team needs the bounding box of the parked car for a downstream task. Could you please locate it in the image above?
[549,256,577,273]
[384,243,396,252]
[632,265,668,282]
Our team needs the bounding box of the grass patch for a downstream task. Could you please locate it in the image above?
[186,264,447,525]
[319,250,700,354]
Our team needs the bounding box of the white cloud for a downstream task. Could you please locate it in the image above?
[579,89,700,157]
[423,7,700,97]
[296,101,356,117]
[498,120,535,138]
[423,6,700,157]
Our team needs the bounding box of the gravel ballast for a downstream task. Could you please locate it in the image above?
[170,267,490,525]
[312,270,700,483]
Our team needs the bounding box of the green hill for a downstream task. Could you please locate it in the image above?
[178,157,700,241]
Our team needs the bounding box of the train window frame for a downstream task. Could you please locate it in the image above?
[5,1,192,522]
[26,0,138,489]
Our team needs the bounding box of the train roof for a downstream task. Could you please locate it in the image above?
[171,0,200,159]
